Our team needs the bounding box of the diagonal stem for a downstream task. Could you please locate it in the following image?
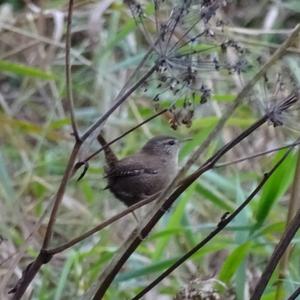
[88,114,270,299]
[42,142,81,249]
[80,62,159,141]
[46,193,160,255]
[132,149,292,300]
[88,91,298,299]
[65,0,80,141]
[250,208,300,300]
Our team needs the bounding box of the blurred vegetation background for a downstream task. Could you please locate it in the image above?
[1,0,300,299]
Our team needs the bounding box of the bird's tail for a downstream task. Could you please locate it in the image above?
[97,132,118,168]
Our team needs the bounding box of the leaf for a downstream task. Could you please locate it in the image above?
[191,116,255,130]
[218,241,253,284]
[254,151,296,228]
[151,187,194,260]
[116,257,179,282]
[0,113,63,142]
[0,60,55,80]
[213,94,236,102]
[54,252,76,300]
[179,123,213,159]
[195,181,235,211]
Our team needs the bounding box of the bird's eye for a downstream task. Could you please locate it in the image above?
[168,140,175,145]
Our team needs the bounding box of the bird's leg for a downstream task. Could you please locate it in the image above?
[131,210,146,240]
[131,192,162,240]
[132,211,140,224]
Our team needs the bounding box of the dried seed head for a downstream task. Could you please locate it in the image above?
[125,0,249,129]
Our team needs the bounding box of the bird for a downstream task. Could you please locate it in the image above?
[97,134,182,207]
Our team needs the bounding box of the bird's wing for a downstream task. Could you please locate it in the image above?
[106,159,158,178]
[105,165,158,178]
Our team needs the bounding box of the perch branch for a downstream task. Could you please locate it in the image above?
[65,0,80,141]
[87,93,298,299]
[132,149,292,300]
[250,208,300,300]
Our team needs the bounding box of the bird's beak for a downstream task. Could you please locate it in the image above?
[179,137,192,143]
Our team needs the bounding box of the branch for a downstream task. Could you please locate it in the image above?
[9,250,52,299]
[74,109,167,181]
[179,23,300,175]
[80,62,159,141]
[46,193,160,255]
[287,286,300,300]
[250,208,300,300]
[65,0,80,141]
[215,140,300,168]
[132,149,293,300]
[275,149,300,300]
[85,114,269,299]
[86,93,298,299]
[9,142,81,299]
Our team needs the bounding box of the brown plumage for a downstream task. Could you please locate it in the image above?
[98,134,181,206]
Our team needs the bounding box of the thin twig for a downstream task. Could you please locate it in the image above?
[47,193,160,255]
[42,142,81,249]
[179,23,300,175]
[250,208,300,300]
[83,25,300,298]
[287,286,300,300]
[78,109,167,167]
[275,149,300,300]
[80,62,159,141]
[87,91,298,299]
[215,140,300,168]
[112,42,157,108]
[86,114,270,299]
[132,149,292,300]
[65,0,80,141]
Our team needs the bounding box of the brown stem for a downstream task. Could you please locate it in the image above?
[47,193,160,255]
[65,0,80,141]
[287,286,300,300]
[80,62,159,141]
[9,250,52,300]
[250,208,300,300]
[79,109,167,167]
[42,142,82,249]
[132,149,292,300]
[88,114,270,299]
[215,140,300,168]
[275,150,300,300]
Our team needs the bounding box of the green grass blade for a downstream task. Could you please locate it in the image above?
[255,151,296,228]
[0,60,55,79]
[218,241,253,284]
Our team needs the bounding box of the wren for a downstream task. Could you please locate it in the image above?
[98,134,181,207]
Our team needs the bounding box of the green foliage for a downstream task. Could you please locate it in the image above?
[1,0,300,299]
[0,59,55,79]
[254,151,296,228]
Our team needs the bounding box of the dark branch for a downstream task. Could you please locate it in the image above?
[132,149,293,300]
[74,109,168,181]
[250,208,300,300]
